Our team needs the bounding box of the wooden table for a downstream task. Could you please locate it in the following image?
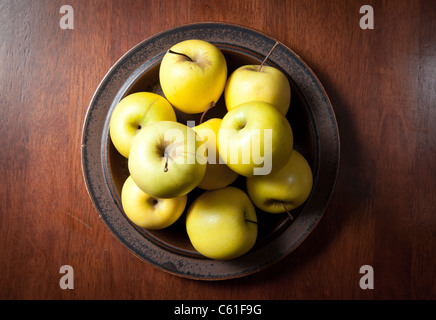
[1,0,435,300]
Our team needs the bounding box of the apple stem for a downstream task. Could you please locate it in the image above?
[281,202,294,221]
[163,154,169,172]
[259,41,279,72]
[245,219,258,225]
[168,49,193,62]
[199,101,216,124]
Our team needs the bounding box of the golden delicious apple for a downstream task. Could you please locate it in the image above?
[218,101,293,177]
[109,92,176,158]
[193,118,238,190]
[246,150,313,214]
[121,176,187,230]
[128,121,206,198]
[159,39,227,114]
[186,186,258,260]
[224,65,291,115]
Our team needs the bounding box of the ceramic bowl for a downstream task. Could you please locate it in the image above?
[81,22,340,280]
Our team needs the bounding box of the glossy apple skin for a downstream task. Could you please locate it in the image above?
[159,39,227,114]
[218,101,293,177]
[121,176,187,230]
[186,186,258,260]
[225,65,291,115]
[246,150,313,214]
[193,118,238,190]
[109,92,176,158]
[128,121,206,199]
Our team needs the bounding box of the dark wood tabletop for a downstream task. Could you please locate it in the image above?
[1,0,435,300]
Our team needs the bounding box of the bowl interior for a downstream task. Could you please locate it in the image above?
[104,45,317,258]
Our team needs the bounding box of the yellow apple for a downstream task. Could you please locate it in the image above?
[224,65,291,115]
[186,186,258,260]
[128,121,206,198]
[218,101,293,177]
[193,118,238,190]
[159,39,227,114]
[121,176,187,230]
[109,92,177,158]
[246,150,313,213]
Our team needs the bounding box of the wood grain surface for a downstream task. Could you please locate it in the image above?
[1,0,435,300]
